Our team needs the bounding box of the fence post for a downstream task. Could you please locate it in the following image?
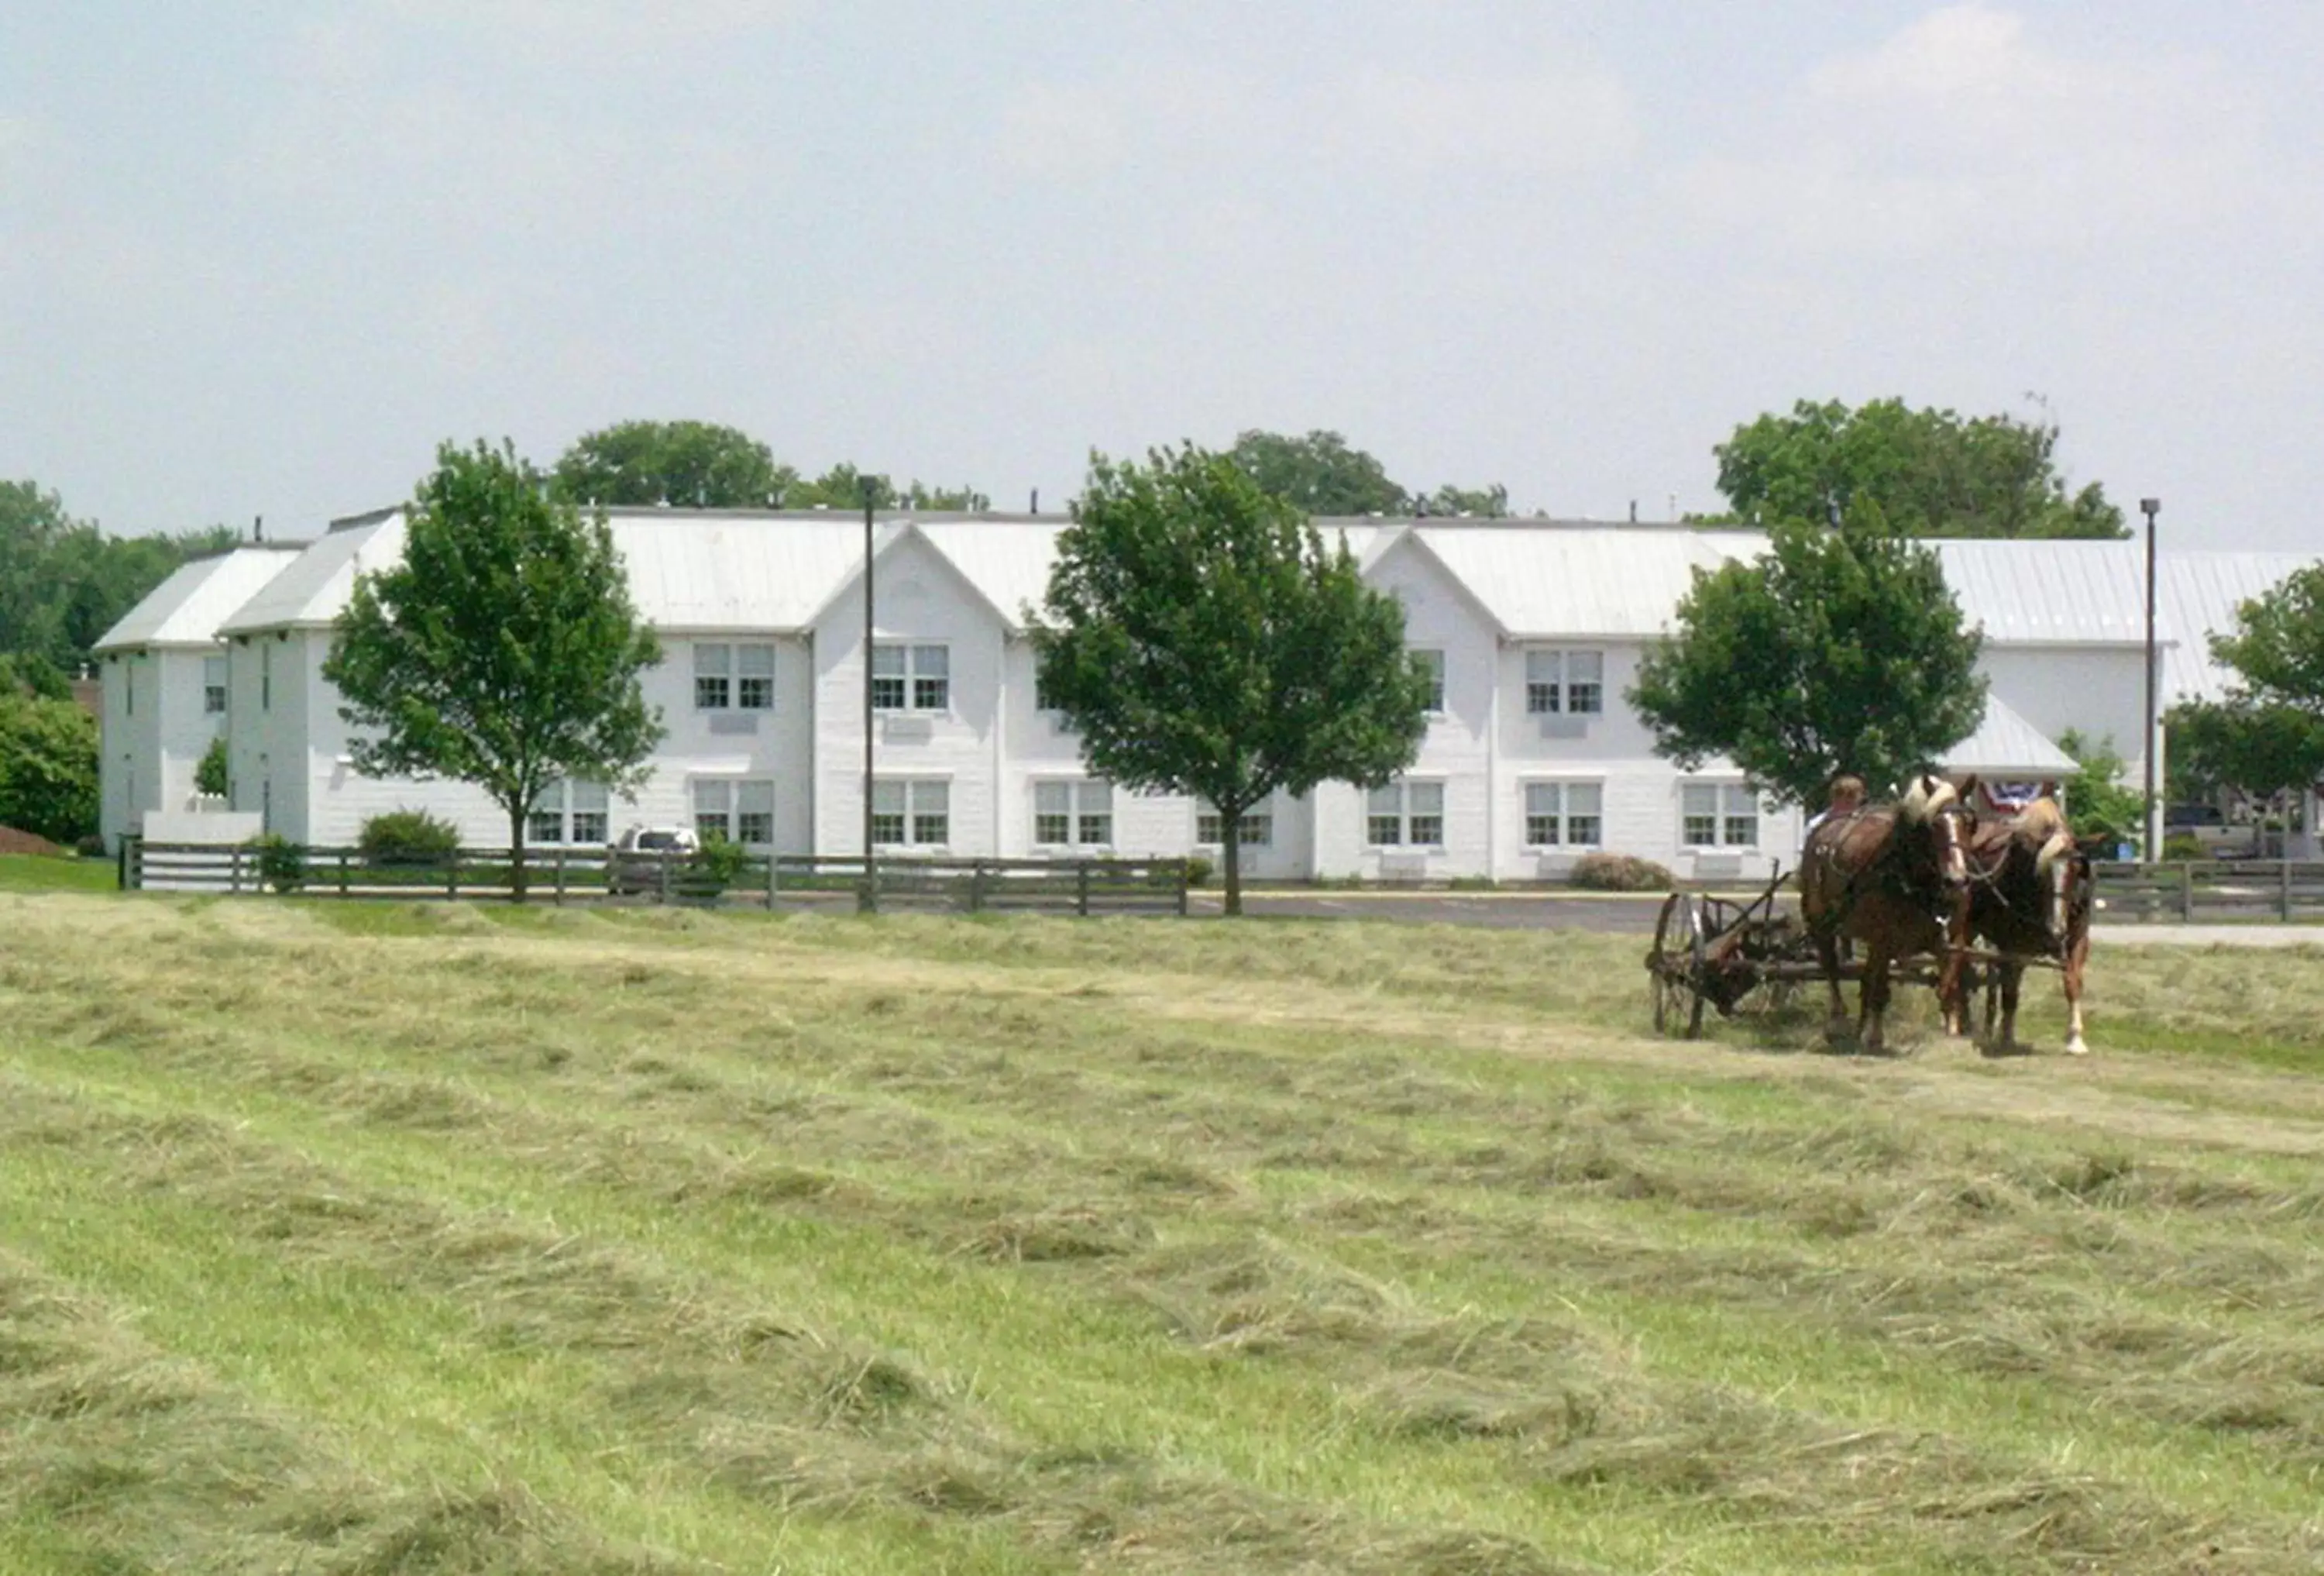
[117,837,129,891]
[447,854,459,902]
[2178,862,2195,921]
[2281,855,2293,921]
[969,859,985,914]
[1077,861,1091,917]
[658,849,672,905]
[766,852,780,911]
[229,845,244,895]
[553,848,566,906]
[1176,858,1189,917]
[338,850,349,896]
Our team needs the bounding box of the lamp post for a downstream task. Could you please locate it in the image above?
[2141,496,2161,865]
[860,477,879,914]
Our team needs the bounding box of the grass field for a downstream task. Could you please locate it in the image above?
[3,893,2322,1574]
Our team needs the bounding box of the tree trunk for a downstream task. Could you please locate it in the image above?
[508,805,529,904]
[1222,807,1243,918]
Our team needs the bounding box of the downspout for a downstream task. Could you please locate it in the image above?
[1485,635,1501,879]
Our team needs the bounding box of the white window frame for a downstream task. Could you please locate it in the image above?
[1523,780,1604,848]
[691,777,778,848]
[1033,779,1113,848]
[1526,648,1605,716]
[693,642,731,710]
[203,655,228,715]
[528,779,611,845]
[1680,781,1761,849]
[1411,648,1446,715]
[871,778,950,848]
[695,642,775,711]
[1366,779,1445,848]
[872,643,949,713]
[1195,797,1274,848]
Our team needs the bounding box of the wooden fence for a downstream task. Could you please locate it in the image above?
[2092,859,2324,922]
[123,841,1191,917]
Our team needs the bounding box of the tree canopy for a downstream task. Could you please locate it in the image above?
[1713,398,2126,539]
[0,480,236,671]
[325,440,665,897]
[1030,445,1432,914]
[0,690,98,845]
[1629,505,1989,807]
[1224,429,1514,519]
[553,420,796,508]
[2165,562,2324,810]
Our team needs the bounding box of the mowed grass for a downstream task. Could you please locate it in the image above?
[0,853,117,894]
[2,895,2322,1574]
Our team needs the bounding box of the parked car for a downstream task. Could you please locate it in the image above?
[2164,803,2259,859]
[607,825,700,894]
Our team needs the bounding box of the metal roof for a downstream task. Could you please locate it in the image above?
[218,514,404,634]
[1413,524,1744,637]
[1941,693,2080,776]
[1927,539,2156,646]
[2155,551,2320,704]
[94,546,304,651]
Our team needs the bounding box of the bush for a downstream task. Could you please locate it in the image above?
[1569,852,1674,892]
[75,834,107,859]
[0,692,98,845]
[678,834,750,900]
[2161,832,2205,862]
[247,833,308,893]
[359,808,462,866]
[195,735,229,797]
[1182,855,1213,889]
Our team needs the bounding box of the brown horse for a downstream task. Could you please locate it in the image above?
[1800,776,1970,1053]
[1948,797,2093,1055]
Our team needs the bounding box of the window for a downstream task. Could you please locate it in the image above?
[695,642,775,710]
[1681,783,1760,848]
[1526,649,1605,715]
[871,779,948,847]
[1034,780,1112,847]
[1196,800,1273,847]
[1411,649,1446,714]
[204,656,228,715]
[1524,782,1603,847]
[873,644,949,712]
[692,778,778,847]
[528,779,610,845]
[1367,780,1444,847]
[694,643,730,709]
[736,643,775,710]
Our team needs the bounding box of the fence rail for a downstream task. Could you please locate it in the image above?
[2092,859,2324,922]
[122,840,1190,917]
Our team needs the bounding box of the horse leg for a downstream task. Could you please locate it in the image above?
[1816,931,1847,1034]
[1998,962,2023,1052]
[1859,945,1889,1055]
[2061,929,2091,1056]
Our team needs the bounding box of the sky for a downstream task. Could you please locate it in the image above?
[3,2,2321,549]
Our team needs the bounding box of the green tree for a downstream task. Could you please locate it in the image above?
[1629,504,1989,807]
[1227,429,1411,516]
[1419,483,1511,518]
[0,691,99,845]
[1030,445,1432,915]
[554,420,797,508]
[195,735,229,798]
[2168,561,2324,831]
[2054,731,2148,855]
[325,440,665,900]
[1714,398,2126,539]
[2,480,239,670]
[780,465,990,512]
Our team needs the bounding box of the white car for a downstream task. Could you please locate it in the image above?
[608,825,700,894]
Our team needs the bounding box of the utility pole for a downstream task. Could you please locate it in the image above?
[861,477,879,913]
[2141,496,2161,865]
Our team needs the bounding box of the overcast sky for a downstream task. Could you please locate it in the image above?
[4,2,2320,549]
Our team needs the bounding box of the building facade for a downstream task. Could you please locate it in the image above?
[98,507,2296,879]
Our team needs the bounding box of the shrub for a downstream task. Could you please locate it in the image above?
[1182,854,1213,889]
[0,692,98,845]
[247,833,308,893]
[359,809,462,866]
[1569,852,1674,892]
[679,834,750,899]
[195,735,229,797]
[2161,832,2205,862]
[74,834,106,859]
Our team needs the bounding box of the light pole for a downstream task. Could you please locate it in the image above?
[860,477,879,914]
[2141,496,2161,865]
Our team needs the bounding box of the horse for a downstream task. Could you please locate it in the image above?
[1799,775,1971,1054]
[1947,795,2094,1055]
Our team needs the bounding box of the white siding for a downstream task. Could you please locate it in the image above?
[1364,537,1495,881]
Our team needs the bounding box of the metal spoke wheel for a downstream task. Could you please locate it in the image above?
[1649,892,1708,1039]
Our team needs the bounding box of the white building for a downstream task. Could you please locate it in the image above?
[95,505,2313,879]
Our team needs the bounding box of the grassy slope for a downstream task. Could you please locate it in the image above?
[2,894,2322,1574]
[0,853,116,894]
